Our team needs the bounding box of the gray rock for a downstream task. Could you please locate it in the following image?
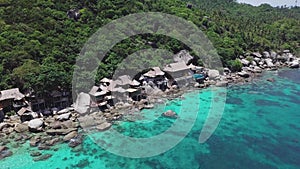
[283,50,290,53]
[237,71,250,78]
[252,52,262,58]
[28,119,44,132]
[252,66,263,73]
[30,151,42,157]
[277,54,288,62]
[74,93,90,115]
[162,110,178,118]
[45,138,61,146]
[14,123,29,133]
[215,81,228,87]
[241,59,250,66]
[96,122,112,131]
[63,131,78,142]
[30,136,41,147]
[265,58,274,67]
[289,60,299,69]
[49,121,62,129]
[0,146,13,160]
[251,61,257,66]
[208,69,220,79]
[0,123,13,131]
[46,128,77,135]
[270,51,277,59]
[263,51,270,58]
[56,113,71,121]
[33,154,52,161]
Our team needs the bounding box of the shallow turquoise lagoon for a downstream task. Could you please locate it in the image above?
[1,69,300,169]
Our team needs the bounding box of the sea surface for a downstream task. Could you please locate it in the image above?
[1,68,300,169]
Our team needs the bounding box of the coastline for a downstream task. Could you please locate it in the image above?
[0,50,299,162]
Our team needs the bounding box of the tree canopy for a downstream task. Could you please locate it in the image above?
[0,0,299,94]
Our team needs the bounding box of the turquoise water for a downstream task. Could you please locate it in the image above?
[1,69,300,169]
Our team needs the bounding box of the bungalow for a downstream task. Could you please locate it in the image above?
[142,67,167,90]
[0,88,26,113]
[17,107,39,122]
[163,62,193,86]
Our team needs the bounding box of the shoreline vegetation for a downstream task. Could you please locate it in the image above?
[0,49,299,161]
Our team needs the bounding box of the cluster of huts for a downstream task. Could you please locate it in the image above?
[0,88,71,123]
[75,50,207,114]
[1,50,206,121]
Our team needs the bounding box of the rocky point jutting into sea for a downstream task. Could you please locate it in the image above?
[0,50,299,167]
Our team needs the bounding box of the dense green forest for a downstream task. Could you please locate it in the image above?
[0,0,299,95]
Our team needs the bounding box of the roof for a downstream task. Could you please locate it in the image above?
[131,80,140,86]
[100,77,112,83]
[126,88,138,93]
[94,91,107,96]
[17,107,31,116]
[98,101,107,106]
[89,86,99,96]
[144,67,165,77]
[0,88,25,101]
[163,62,190,72]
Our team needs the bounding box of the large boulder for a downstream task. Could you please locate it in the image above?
[251,52,262,58]
[96,122,112,131]
[270,51,277,59]
[14,123,29,133]
[208,69,220,79]
[237,71,250,78]
[63,131,78,142]
[0,146,13,160]
[28,119,44,132]
[215,81,228,87]
[240,59,250,66]
[74,93,90,115]
[265,58,274,67]
[262,51,270,58]
[289,60,299,69]
[30,136,41,147]
[252,66,263,73]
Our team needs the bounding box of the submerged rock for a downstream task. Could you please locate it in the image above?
[162,110,178,118]
[0,146,12,160]
[63,131,78,142]
[96,122,112,131]
[33,154,52,161]
[30,136,41,147]
[46,128,77,135]
[30,151,42,157]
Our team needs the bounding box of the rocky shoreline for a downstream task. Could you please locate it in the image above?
[0,50,299,161]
